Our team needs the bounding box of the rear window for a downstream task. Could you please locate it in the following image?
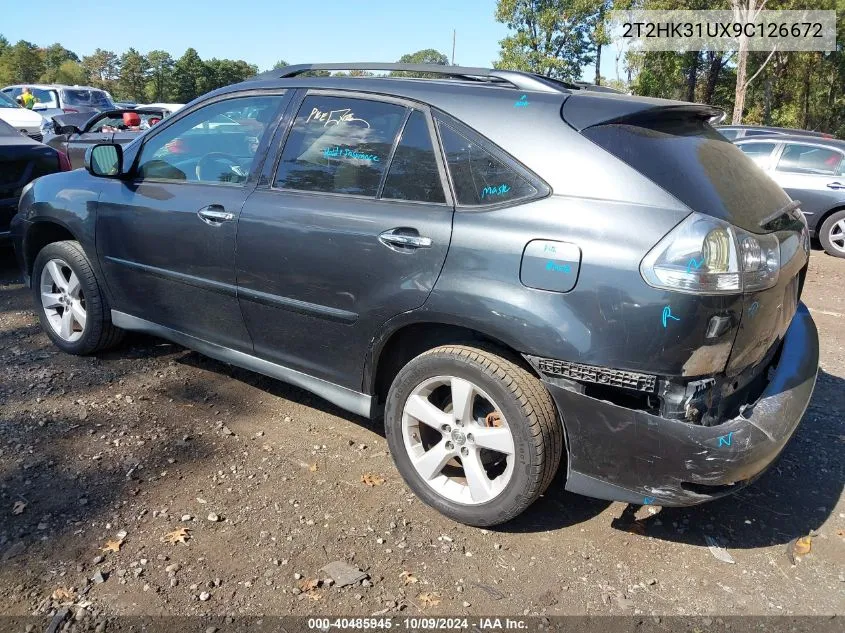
[61,89,113,108]
[582,117,791,232]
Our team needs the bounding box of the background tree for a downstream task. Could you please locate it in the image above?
[81,48,120,91]
[494,0,596,80]
[0,40,45,85]
[171,48,205,103]
[145,50,174,102]
[54,60,87,85]
[117,48,150,101]
[392,49,449,77]
[40,43,79,83]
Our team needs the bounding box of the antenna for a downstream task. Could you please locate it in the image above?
[452,29,456,65]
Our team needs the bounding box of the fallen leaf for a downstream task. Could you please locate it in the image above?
[361,473,385,487]
[793,535,812,556]
[52,587,75,601]
[11,501,26,515]
[400,571,418,585]
[418,592,441,607]
[300,578,321,592]
[163,527,191,545]
[703,534,735,564]
[101,539,123,553]
[308,463,318,472]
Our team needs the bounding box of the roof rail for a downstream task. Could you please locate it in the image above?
[250,63,565,94]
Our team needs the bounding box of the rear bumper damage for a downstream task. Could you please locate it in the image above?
[537,302,819,506]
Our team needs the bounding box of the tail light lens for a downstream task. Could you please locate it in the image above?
[641,212,780,294]
[57,150,72,171]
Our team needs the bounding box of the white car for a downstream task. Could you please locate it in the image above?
[0,91,48,141]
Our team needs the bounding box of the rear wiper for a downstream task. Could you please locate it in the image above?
[759,200,802,228]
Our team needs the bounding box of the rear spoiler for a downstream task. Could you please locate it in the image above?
[561,92,723,132]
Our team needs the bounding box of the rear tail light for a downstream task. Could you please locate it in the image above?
[57,150,72,171]
[641,212,780,294]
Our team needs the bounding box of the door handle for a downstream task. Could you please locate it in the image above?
[379,228,433,250]
[197,205,234,225]
[826,181,845,190]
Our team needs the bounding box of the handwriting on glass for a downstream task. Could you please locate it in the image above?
[306,107,370,128]
[545,260,571,273]
[661,305,680,328]
[686,257,703,273]
[717,431,733,447]
[480,184,511,199]
[322,146,379,162]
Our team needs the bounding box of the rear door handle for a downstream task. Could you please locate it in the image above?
[379,228,433,250]
[197,205,234,225]
[826,181,845,190]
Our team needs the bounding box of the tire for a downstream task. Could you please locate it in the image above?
[32,240,124,354]
[819,209,845,258]
[385,344,562,526]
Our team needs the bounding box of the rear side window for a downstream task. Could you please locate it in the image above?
[61,89,112,108]
[737,142,777,168]
[776,144,842,176]
[381,111,445,203]
[437,123,536,206]
[717,128,740,140]
[582,117,791,232]
[275,95,406,197]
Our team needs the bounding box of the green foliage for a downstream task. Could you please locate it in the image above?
[391,49,450,78]
[81,48,119,91]
[494,0,598,80]
[54,60,87,86]
[117,48,149,102]
[40,44,79,83]
[171,48,206,103]
[145,50,174,102]
[0,40,45,85]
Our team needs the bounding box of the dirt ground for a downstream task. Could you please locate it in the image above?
[0,245,843,624]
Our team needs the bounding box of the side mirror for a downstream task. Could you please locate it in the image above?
[85,143,124,178]
[32,103,47,111]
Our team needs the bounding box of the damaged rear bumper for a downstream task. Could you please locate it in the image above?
[542,302,819,507]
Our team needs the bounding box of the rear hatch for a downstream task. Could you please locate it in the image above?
[563,93,809,374]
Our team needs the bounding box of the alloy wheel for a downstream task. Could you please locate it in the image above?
[401,375,516,505]
[40,258,87,342]
[829,219,845,254]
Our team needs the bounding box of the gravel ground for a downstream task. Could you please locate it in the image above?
[0,246,843,623]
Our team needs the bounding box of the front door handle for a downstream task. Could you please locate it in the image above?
[826,181,845,190]
[379,228,433,250]
[197,205,234,225]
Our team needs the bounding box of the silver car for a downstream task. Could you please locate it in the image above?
[735,135,845,257]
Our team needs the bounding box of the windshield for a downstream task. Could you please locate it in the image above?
[61,89,114,108]
[0,92,19,109]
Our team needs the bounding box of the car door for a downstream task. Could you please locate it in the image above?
[236,92,454,389]
[736,140,780,171]
[772,142,845,232]
[96,91,288,351]
[65,113,118,168]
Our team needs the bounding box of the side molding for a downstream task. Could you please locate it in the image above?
[111,311,373,418]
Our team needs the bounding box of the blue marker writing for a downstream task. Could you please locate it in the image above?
[643,496,655,505]
[545,261,571,273]
[323,146,379,162]
[718,432,733,447]
[514,94,529,107]
[748,301,759,317]
[686,257,703,273]
[661,306,680,328]
[480,184,511,199]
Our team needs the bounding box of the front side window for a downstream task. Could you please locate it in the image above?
[437,122,537,206]
[737,142,777,168]
[136,94,283,184]
[777,144,843,176]
[274,95,406,197]
[381,110,445,203]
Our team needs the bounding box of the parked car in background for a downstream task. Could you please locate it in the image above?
[0,118,70,242]
[46,107,167,169]
[11,63,818,526]
[0,91,47,141]
[113,101,138,109]
[1,85,116,120]
[735,135,845,257]
[142,103,184,116]
[717,124,834,141]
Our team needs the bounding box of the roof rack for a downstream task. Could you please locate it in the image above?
[251,63,565,94]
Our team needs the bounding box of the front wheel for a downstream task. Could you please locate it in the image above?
[385,344,562,526]
[32,240,124,355]
[819,209,845,258]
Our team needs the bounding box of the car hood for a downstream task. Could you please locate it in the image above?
[0,107,44,130]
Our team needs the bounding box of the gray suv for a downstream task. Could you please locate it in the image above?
[10,64,820,526]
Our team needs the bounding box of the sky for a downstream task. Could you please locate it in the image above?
[0,0,619,82]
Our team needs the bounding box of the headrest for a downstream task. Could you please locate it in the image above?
[148,117,161,126]
[123,112,141,127]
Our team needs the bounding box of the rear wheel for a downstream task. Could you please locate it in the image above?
[32,240,124,354]
[385,344,562,526]
[819,210,845,258]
